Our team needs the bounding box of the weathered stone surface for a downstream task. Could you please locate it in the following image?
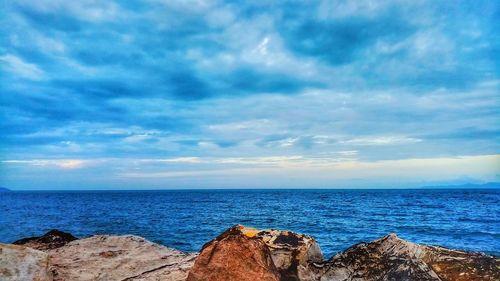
[5,227,498,281]
[319,233,500,281]
[420,244,499,281]
[14,229,77,251]
[187,225,281,281]
[252,227,323,281]
[0,243,52,281]
[48,235,197,281]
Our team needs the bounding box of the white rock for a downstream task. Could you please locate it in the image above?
[48,235,197,281]
[0,243,52,281]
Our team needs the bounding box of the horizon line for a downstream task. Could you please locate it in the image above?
[3,182,499,192]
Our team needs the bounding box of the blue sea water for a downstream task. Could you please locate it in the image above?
[1,189,499,257]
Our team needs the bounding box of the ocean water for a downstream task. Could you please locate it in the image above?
[0,189,499,257]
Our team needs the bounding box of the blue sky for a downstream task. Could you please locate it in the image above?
[0,0,499,189]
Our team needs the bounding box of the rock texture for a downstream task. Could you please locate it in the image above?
[48,235,196,281]
[418,242,499,281]
[4,227,499,281]
[186,226,499,281]
[0,243,52,281]
[319,233,500,281]
[252,227,323,281]
[187,225,281,281]
[13,229,77,251]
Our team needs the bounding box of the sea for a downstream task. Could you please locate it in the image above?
[1,189,499,257]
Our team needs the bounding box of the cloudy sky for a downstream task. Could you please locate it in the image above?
[1,0,499,189]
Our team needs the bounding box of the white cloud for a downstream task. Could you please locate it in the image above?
[208,119,272,132]
[121,167,270,178]
[316,0,416,19]
[117,154,500,188]
[2,154,498,188]
[15,0,121,22]
[0,54,45,80]
[36,35,66,54]
[154,157,203,163]
[340,136,422,146]
[214,156,304,166]
[2,159,88,169]
[254,36,270,55]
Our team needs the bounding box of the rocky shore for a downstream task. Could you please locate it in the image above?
[1,225,498,281]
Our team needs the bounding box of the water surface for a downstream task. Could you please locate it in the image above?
[1,189,498,257]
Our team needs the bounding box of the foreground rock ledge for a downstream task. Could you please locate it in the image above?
[1,226,498,281]
[49,235,197,281]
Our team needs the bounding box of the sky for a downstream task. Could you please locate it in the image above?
[0,0,499,189]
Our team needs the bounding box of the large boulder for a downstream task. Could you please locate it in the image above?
[0,243,52,281]
[319,233,500,281]
[48,235,197,281]
[187,225,281,281]
[13,229,77,251]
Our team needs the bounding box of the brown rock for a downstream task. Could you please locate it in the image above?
[13,229,77,251]
[48,235,197,281]
[421,244,499,281]
[187,225,281,281]
[0,243,53,281]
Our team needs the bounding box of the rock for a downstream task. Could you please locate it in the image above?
[319,233,500,281]
[419,243,499,281]
[5,227,498,281]
[253,227,323,281]
[13,229,77,251]
[48,235,197,281]
[187,225,281,281]
[0,243,52,281]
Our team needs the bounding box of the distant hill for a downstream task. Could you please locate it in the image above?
[421,182,500,189]
[0,187,11,192]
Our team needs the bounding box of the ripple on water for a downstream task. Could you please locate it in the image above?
[0,189,499,257]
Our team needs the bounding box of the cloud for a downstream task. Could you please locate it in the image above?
[14,0,121,24]
[0,54,45,80]
[0,0,498,189]
[4,154,496,189]
[2,159,88,169]
[115,153,500,189]
[339,136,422,146]
[280,12,414,65]
[153,157,203,163]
